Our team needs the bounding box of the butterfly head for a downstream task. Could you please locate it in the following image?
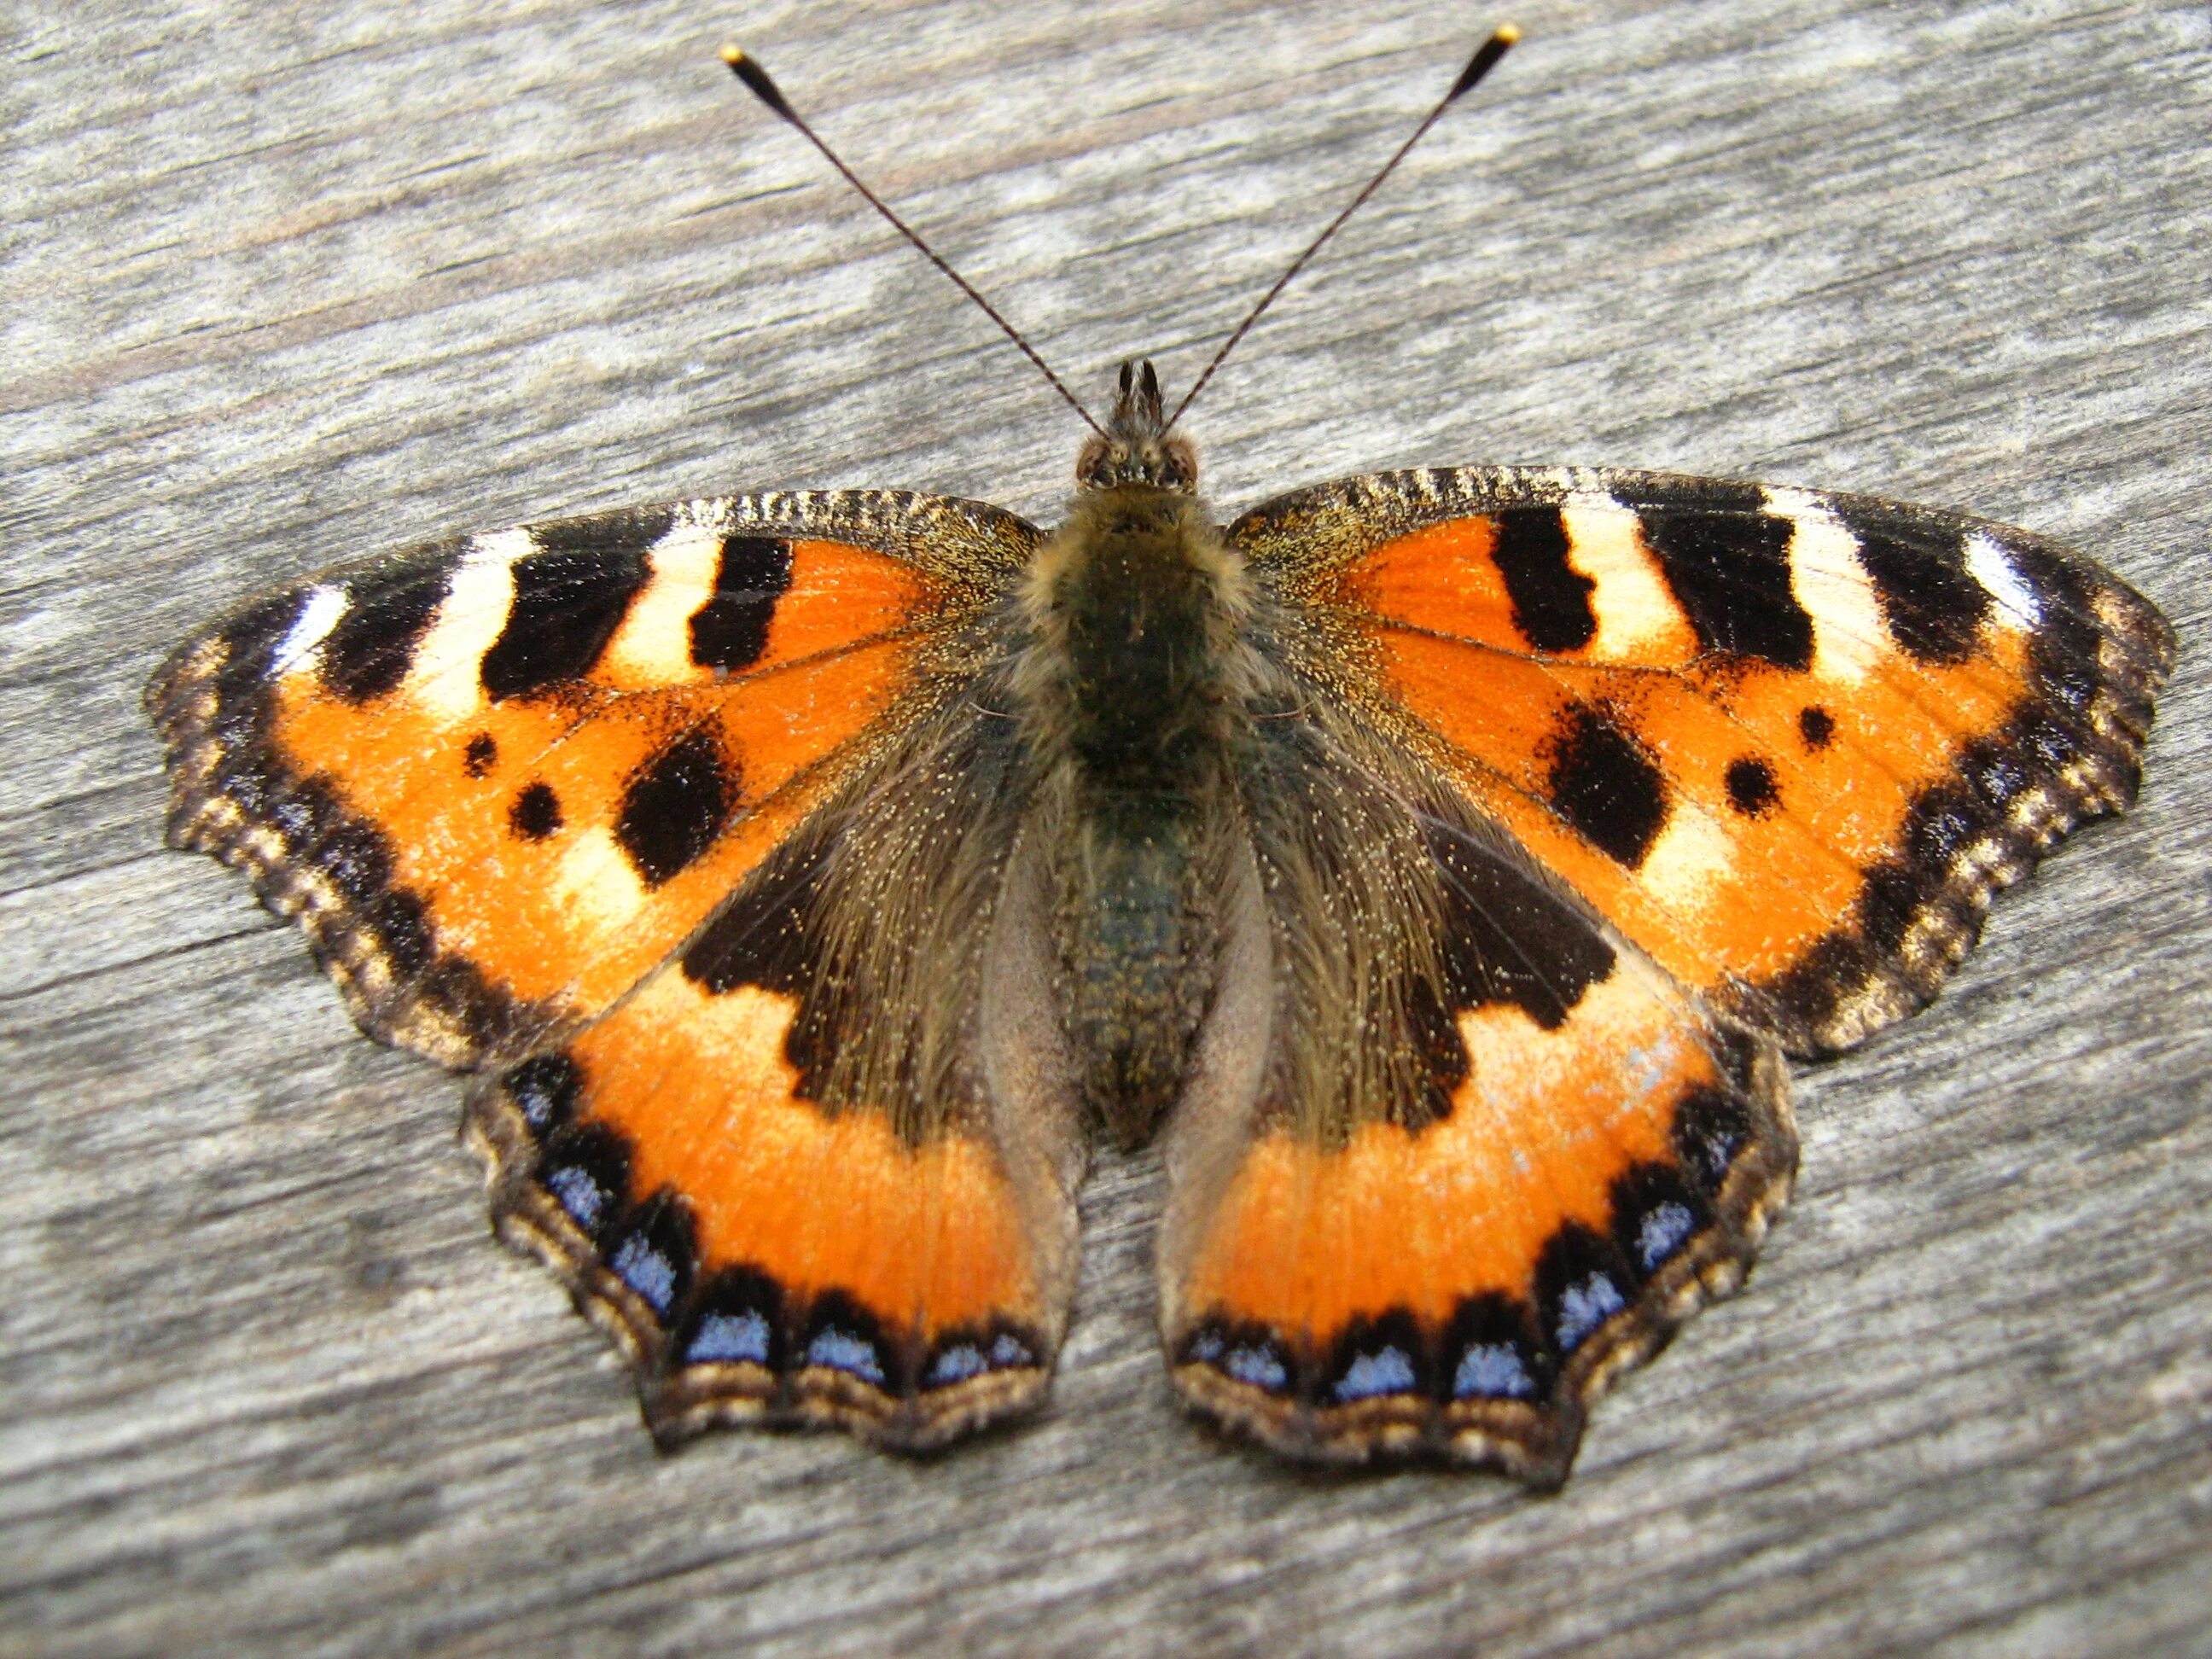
[1075,360,1198,495]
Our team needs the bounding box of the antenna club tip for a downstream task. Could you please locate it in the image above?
[1448,23,1521,99]
[723,44,796,120]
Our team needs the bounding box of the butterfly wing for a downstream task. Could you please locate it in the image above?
[1227,468,2174,1053]
[1157,678,1793,1482]
[148,491,1086,1447]
[1155,467,2169,1480]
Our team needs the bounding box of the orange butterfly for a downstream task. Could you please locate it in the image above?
[147,29,2171,1485]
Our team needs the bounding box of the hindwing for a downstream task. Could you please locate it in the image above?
[469,683,1086,1447]
[1156,685,1793,1481]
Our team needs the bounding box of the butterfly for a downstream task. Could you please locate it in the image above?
[145,29,2173,1487]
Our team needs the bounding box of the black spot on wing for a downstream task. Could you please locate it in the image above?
[1624,484,1813,669]
[323,563,451,701]
[1545,706,1668,866]
[1799,705,1836,750]
[480,511,668,700]
[690,536,795,672]
[1725,756,1778,817]
[463,732,498,777]
[1830,504,1989,663]
[1489,508,1596,653]
[615,727,734,887]
[509,781,562,841]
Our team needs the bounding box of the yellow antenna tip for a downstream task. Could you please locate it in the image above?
[1494,23,1522,45]
[719,44,747,67]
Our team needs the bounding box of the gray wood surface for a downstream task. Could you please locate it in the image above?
[4,1,2208,1655]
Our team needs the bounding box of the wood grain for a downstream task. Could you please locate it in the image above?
[3,2,2208,1655]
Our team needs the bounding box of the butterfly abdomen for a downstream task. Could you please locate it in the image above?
[1017,484,1252,1145]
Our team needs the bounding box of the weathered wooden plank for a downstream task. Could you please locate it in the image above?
[3,1,2207,1655]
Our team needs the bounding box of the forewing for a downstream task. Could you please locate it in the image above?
[1227,468,2174,1053]
[147,490,1033,1065]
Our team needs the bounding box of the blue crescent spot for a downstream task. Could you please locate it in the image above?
[806,1327,887,1386]
[1556,1272,1628,1352]
[610,1235,678,1313]
[685,1308,771,1365]
[1637,1202,1697,1272]
[1224,1343,1289,1393]
[544,1166,604,1231]
[987,1332,1033,1369]
[927,1344,987,1386]
[1333,1346,1418,1403]
[1697,1127,1743,1182]
[510,1070,563,1127]
[1452,1342,1536,1400]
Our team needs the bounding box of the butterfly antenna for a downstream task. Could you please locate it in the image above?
[724,46,1107,439]
[1164,24,1520,434]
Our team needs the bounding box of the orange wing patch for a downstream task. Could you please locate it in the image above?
[147,500,979,1066]
[148,490,1065,1454]
[1284,474,2174,1052]
[263,637,911,1013]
